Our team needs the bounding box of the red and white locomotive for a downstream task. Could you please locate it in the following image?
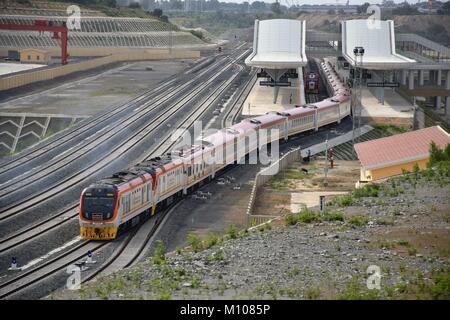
[79,58,351,240]
[304,72,320,94]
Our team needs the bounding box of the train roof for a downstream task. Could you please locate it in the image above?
[231,120,259,132]
[285,105,316,117]
[246,113,285,127]
[94,153,187,188]
[202,128,238,147]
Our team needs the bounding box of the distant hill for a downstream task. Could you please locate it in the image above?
[296,13,450,47]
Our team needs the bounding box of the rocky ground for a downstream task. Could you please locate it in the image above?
[52,160,450,300]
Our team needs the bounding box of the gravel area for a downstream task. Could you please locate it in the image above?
[51,165,450,300]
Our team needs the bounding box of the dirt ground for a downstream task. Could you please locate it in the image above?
[0,60,192,116]
[253,159,360,217]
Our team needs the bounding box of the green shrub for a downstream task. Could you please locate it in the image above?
[187,232,203,252]
[304,287,321,299]
[152,240,166,265]
[398,240,410,247]
[347,215,369,227]
[226,224,238,239]
[297,207,320,223]
[190,29,204,39]
[203,233,219,249]
[332,193,354,206]
[284,213,299,225]
[408,246,418,256]
[323,210,344,222]
[353,184,379,198]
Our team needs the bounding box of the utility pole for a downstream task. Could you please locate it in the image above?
[352,46,364,155]
[324,134,328,186]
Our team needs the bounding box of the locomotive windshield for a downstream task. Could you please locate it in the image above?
[82,188,115,220]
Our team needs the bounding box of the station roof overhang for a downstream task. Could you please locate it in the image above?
[245,19,308,71]
[341,19,416,70]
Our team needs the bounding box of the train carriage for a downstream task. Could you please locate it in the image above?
[286,106,316,135]
[79,57,352,240]
[79,169,154,240]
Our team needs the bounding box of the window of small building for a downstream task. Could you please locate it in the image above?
[28,55,31,60]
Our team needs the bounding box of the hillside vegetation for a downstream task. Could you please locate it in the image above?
[296,13,450,46]
[53,143,450,300]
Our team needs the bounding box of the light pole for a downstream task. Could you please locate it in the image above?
[352,46,364,153]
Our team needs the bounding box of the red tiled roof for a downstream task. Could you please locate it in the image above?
[354,126,450,169]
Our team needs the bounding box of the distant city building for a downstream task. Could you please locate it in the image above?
[297,4,358,14]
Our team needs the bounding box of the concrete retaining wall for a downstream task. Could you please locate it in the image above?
[246,147,302,226]
[0,49,200,91]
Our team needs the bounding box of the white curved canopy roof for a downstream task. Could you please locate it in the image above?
[341,19,416,70]
[245,19,307,70]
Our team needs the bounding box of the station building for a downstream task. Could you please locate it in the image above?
[354,125,450,182]
[20,48,51,64]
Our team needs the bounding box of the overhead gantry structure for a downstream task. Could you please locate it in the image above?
[0,18,68,65]
[245,19,307,103]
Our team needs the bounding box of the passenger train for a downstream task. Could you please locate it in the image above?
[79,58,351,240]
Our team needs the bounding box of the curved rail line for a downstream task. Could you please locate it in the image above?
[0,55,218,178]
[0,49,250,256]
[0,63,244,298]
[0,56,231,198]
[0,49,250,222]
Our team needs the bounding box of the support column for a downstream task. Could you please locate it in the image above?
[446,70,450,90]
[429,70,434,84]
[380,88,385,105]
[298,67,305,105]
[437,69,442,86]
[401,70,407,85]
[408,70,415,90]
[435,96,441,110]
[419,70,424,86]
[446,97,450,117]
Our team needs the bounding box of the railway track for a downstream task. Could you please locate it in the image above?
[0,50,248,253]
[0,55,217,182]
[222,68,257,128]
[0,55,234,201]
[0,201,176,299]
[0,238,108,299]
[0,48,250,226]
[0,48,252,298]
[83,203,178,281]
[0,205,77,254]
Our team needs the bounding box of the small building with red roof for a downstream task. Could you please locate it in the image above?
[354,126,450,182]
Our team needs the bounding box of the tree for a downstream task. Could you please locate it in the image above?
[160,15,169,23]
[442,1,450,15]
[152,8,163,18]
[392,3,419,15]
[251,1,266,11]
[357,2,370,14]
[271,1,282,15]
[128,1,141,9]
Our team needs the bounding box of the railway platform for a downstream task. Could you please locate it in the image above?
[241,77,302,116]
[360,87,415,128]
